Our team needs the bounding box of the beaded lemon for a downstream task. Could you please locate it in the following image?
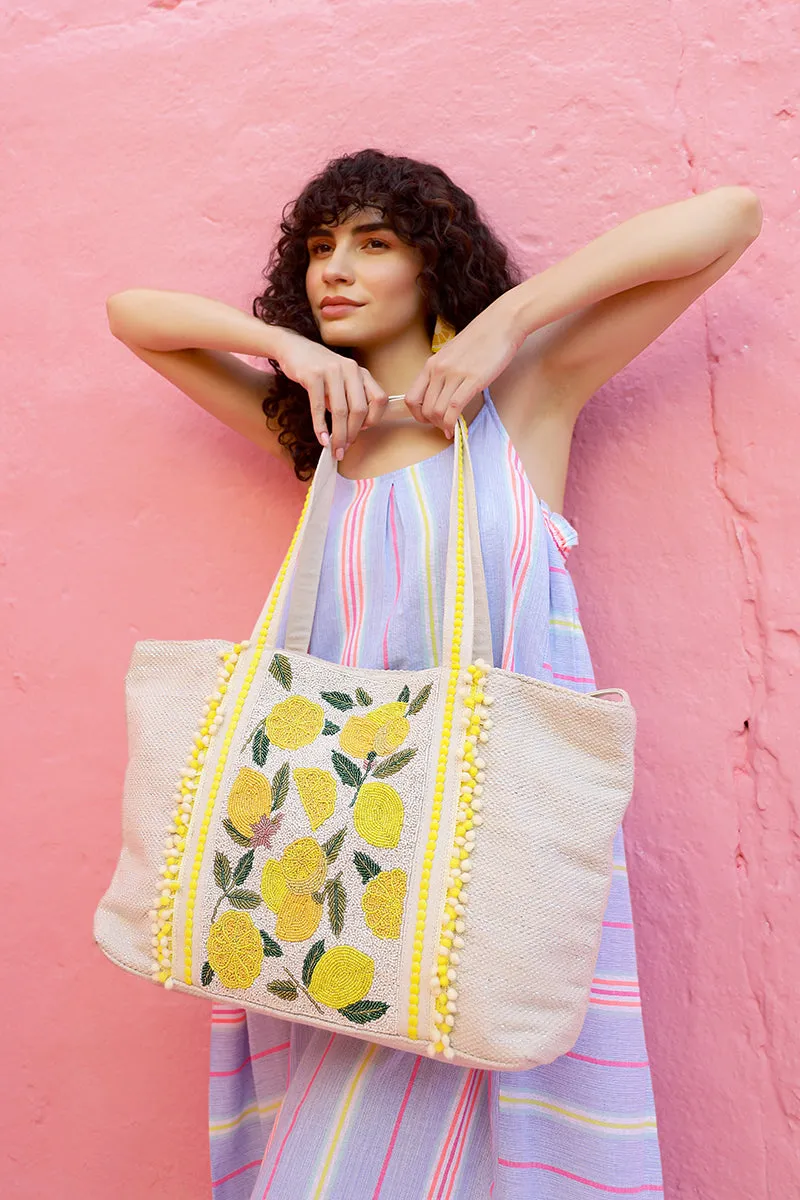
[265,696,325,750]
[361,868,407,939]
[307,945,375,1009]
[353,781,405,849]
[339,701,409,759]
[293,766,337,831]
[226,766,272,838]
[206,910,264,989]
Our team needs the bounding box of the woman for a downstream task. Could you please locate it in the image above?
[107,149,761,1198]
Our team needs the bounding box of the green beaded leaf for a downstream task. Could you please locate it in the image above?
[267,980,298,1002]
[353,851,382,885]
[355,688,373,706]
[397,685,411,704]
[260,931,283,958]
[231,849,254,887]
[322,720,341,735]
[372,748,417,778]
[268,653,293,692]
[302,939,325,987]
[331,751,363,789]
[322,828,346,865]
[223,818,252,848]
[407,683,433,716]
[338,1000,389,1025]
[201,961,214,987]
[253,726,270,767]
[328,877,346,938]
[272,762,289,811]
[227,888,261,910]
[321,691,355,711]
[214,852,232,890]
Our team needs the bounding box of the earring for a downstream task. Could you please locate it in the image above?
[431,314,456,353]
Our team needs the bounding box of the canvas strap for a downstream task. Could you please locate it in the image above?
[257,416,493,666]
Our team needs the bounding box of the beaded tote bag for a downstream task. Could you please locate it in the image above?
[94,415,636,1071]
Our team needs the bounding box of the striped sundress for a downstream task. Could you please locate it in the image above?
[208,387,664,1198]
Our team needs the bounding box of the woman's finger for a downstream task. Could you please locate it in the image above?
[403,361,432,420]
[342,362,370,445]
[419,370,447,425]
[306,371,329,448]
[361,369,389,429]
[441,377,476,439]
[325,369,349,459]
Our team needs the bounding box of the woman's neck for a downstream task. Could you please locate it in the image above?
[353,323,433,399]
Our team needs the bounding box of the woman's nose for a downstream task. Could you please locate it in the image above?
[321,250,354,284]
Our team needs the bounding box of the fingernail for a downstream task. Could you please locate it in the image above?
[335,448,344,461]
[320,432,330,447]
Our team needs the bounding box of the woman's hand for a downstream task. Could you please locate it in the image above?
[276,330,389,459]
[403,297,523,438]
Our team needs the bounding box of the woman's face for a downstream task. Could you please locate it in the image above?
[305,206,428,350]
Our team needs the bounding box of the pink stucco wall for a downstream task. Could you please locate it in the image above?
[2,2,798,1196]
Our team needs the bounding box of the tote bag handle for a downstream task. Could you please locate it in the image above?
[250,416,494,669]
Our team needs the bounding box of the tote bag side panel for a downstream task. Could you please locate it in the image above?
[452,674,636,1069]
[94,638,233,979]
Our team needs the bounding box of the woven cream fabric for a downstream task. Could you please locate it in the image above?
[94,640,232,977]
[94,418,637,1071]
[452,670,634,1069]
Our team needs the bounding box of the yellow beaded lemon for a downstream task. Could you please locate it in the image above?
[260,859,289,913]
[293,767,337,831]
[280,837,327,894]
[361,868,407,939]
[275,892,324,942]
[339,701,408,758]
[373,716,410,757]
[265,696,325,750]
[339,714,380,758]
[206,910,264,989]
[307,945,375,1009]
[353,781,405,849]
[371,701,407,725]
[227,766,272,838]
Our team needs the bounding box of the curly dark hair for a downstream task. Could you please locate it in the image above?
[253,148,522,480]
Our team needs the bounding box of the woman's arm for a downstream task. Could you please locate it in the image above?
[506,185,762,346]
[106,290,388,459]
[404,186,763,437]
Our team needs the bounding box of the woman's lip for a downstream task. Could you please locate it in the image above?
[320,303,362,318]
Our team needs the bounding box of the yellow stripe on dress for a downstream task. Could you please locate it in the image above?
[409,463,439,667]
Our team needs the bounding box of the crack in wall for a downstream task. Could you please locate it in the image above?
[663,1,790,1192]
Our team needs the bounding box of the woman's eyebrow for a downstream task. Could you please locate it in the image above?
[351,221,393,235]
[306,221,393,239]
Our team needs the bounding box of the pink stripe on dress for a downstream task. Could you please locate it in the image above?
[497,1160,663,1193]
[382,484,402,669]
[502,439,533,670]
[261,1034,337,1196]
[341,480,372,666]
[442,1070,484,1200]
[372,1056,422,1198]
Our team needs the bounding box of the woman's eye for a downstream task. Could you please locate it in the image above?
[365,238,390,249]
[309,242,333,255]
